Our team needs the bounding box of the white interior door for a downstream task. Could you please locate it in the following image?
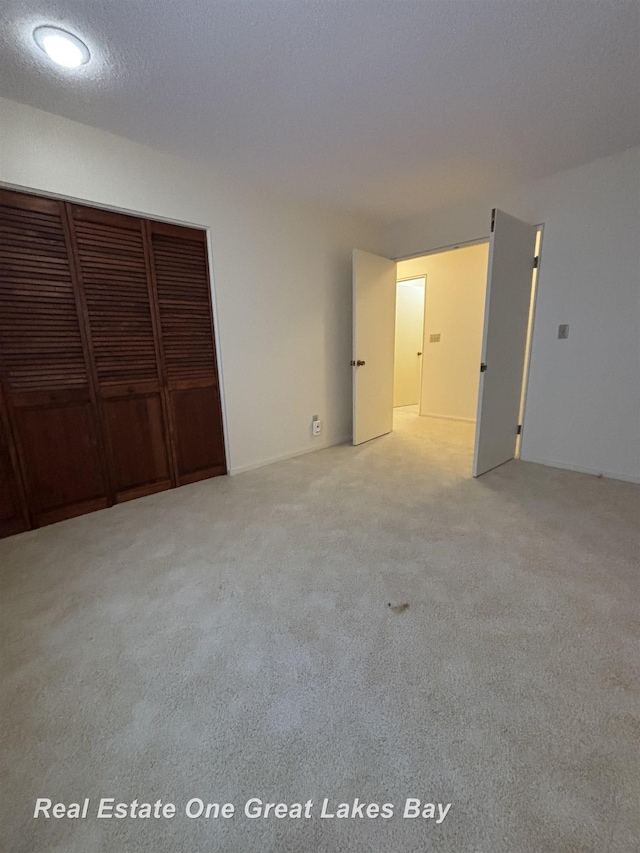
[473,209,537,476]
[352,249,397,445]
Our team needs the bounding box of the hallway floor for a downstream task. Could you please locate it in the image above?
[392,405,475,473]
[1,420,638,852]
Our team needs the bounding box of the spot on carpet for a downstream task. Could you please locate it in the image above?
[388,602,409,614]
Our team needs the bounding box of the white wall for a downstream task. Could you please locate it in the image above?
[398,244,488,422]
[0,98,385,474]
[387,148,640,483]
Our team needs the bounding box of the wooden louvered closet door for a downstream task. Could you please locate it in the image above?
[0,189,108,528]
[0,188,226,538]
[68,205,173,502]
[149,222,226,485]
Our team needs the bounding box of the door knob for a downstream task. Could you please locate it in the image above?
[356,360,365,366]
[417,351,422,356]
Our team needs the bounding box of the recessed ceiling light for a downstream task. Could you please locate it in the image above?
[33,26,90,68]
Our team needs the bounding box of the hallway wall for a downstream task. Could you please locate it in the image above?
[397,244,488,422]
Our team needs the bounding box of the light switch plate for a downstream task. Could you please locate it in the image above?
[430,333,441,343]
[558,324,569,339]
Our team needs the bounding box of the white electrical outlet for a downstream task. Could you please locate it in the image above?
[312,417,322,436]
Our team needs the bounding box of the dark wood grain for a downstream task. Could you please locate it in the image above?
[171,385,226,483]
[102,392,171,496]
[15,401,108,521]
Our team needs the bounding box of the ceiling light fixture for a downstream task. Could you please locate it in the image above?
[33,26,90,68]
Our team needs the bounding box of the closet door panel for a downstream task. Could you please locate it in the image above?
[172,385,226,483]
[102,392,170,497]
[0,189,108,527]
[14,401,106,524]
[149,222,226,484]
[70,206,172,500]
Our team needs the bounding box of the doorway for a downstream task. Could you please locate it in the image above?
[353,208,541,476]
[393,243,488,437]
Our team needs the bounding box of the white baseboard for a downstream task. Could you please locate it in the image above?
[519,454,640,484]
[419,412,476,424]
[231,437,640,485]
[230,435,351,476]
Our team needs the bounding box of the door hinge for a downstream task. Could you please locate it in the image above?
[490,208,496,232]
[533,256,539,269]
[480,362,487,372]
[517,424,522,435]
[350,360,356,366]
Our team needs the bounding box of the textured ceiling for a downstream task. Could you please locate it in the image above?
[1,1,639,222]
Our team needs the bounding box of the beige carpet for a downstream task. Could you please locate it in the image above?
[1,410,638,853]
